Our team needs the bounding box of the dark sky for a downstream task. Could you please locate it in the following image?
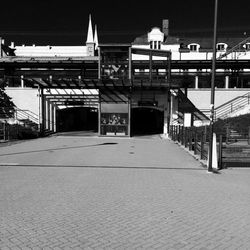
[1,0,250,45]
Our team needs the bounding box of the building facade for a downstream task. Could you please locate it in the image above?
[1,16,250,136]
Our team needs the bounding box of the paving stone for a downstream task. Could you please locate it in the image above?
[0,136,250,249]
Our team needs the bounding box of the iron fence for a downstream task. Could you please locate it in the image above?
[169,125,250,169]
[169,125,208,161]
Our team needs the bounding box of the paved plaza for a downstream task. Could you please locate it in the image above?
[0,134,250,249]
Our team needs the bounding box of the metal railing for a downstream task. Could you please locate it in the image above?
[214,92,250,120]
[169,125,208,161]
[169,125,250,169]
[14,108,39,124]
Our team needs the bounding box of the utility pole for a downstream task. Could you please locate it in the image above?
[208,0,218,172]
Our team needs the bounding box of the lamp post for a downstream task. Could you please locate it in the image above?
[208,0,218,172]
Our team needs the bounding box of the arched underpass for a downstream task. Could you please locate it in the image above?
[56,107,98,132]
[131,107,164,136]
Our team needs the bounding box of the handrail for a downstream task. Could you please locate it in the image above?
[214,92,250,119]
[14,108,39,124]
[215,92,250,110]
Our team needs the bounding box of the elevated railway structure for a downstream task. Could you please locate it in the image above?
[5,43,250,136]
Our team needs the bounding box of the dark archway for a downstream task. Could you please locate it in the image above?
[131,107,164,135]
[57,107,98,132]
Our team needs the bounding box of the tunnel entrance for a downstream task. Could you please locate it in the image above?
[131,107,164,136]
[57,107,98,132]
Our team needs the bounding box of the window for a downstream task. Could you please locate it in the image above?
[189,44,197,51]
[217,44,225,51]
[158,41,161,50]
[154,41,157,49]
[245,43,250,50]
[150,41,161,50]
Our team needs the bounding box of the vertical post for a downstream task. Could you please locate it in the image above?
[195,75,199,89]
[128,97,131,137]
[248,126,250,145]
[98,47,101,80]
[225,75,229,89]
[3,122,6,141]
[189,128,192,151]
[46,99,50,130]
[184,127,187,147]
[201,131,204,160]
[50,103,54,132]
[98,95,101,136]
[194,129,198,155]
[21,75,24,88]
[208,0,218,172]
[53,105,57,133]
[149,51,152,82]
[128,47,132,80]
[40,87,45,136]
[167,53,171,88]
[218,134,223,169]
[226,126,230,144]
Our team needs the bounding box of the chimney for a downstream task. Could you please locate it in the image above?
[162,19,169,37]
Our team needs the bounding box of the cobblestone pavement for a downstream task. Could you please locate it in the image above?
[0,135,250,249]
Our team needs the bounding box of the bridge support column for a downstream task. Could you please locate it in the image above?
[46,99,50,130]
[50,103,53,131]
[21,75,24,88]
[225,75,229,89]
[195,75,199,89]
[53,105,57,133]
[163,91,171,136]
[40,88,45,135]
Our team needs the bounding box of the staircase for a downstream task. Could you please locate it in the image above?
[14,108,39,131]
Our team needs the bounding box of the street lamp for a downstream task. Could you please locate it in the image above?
[208,0,218,172]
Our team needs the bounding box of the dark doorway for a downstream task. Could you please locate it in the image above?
[131,107,164,135]
[57,107,98,132]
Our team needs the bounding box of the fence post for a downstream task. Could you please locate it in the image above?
[218,134,223,169]
[178,125,180,142]
[175,125,177,141]
[226,126,230,144]
[184,127,187,146]
[7,124,10,141]
[248,126,250,145]
[189,128,192,151]
[194,129,198,155]
[3,122,6,141]
[180,126,183,144]
[200,131,204,160]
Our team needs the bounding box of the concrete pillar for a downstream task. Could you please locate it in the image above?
[46,99,50,130]
[53,105,57,132]
[163,91,171,135]
[21,75,24,88]
[225,75,229,89]
[195,75,199,89]
[50,103,53,131]
[163,108,169,135]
